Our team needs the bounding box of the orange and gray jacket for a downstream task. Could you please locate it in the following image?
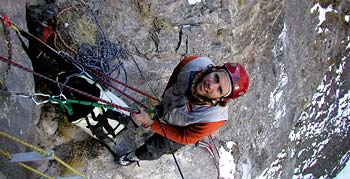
[150,56,228,144]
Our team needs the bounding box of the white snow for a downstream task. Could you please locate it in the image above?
[187,0,201,5]
[268,24,288,128]
[242,159,252,179]
[311,3,338,34]
[268,62,288,128]
[225,3,350,179]
[335,152,350,179]
[219,141,236,179]
[310,3,337,27]
[257,26,350,178]
[345,15,350,23]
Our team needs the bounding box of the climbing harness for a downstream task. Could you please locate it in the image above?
[158,121,185,179]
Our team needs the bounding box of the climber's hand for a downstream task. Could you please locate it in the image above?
[131,107,154,127]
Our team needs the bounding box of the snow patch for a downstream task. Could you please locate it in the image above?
[345,15,350,23]
[257,149,287,179]
[268,63,288,128]
[268,24,289,128]
[242,159,252,179]
[311,3,338,34]
[335,151,350,179]
[219,141,236,179]
[187,0,201,5]
[310,3,337,27]
[258,44,349,178]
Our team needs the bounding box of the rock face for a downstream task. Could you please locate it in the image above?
[0,0,349,179]
[0,1,37,179]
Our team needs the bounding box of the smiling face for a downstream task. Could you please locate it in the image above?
[195,70,231,100]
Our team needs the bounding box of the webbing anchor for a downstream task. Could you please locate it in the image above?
[8,149,54,163]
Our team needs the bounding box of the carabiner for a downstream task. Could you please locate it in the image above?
[28,93,51,105]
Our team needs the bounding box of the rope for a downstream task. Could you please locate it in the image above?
[198,137,220,179]
[55,2,128,84]
[63,56,160,104]
[49,96,156,114]
[208,135,220,160]
[17,162,54,179]
[158,121,185,179]
[0,131,86,179]
[53,5,160,104]
[57,7,160,102]
[55,6,78,55]
[130,54,161,102]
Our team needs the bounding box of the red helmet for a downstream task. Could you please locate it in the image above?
[219,63,249,102]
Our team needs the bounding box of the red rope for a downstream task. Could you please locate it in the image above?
[76,60,160,102]
[55,6,78,55]
[198,139,220,179]
[208,135,221,178]
[209,135,220,159]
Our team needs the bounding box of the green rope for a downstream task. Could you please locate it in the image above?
[49,97,156,115]
[49,97,74,115]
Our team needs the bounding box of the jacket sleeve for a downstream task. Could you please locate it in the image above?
[150,120,225,144]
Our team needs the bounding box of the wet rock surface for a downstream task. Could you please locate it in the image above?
[0,0,349,179]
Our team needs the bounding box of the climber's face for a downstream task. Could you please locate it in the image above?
[195,71,230,100]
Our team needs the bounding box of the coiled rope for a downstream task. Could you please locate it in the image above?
[54,3,161,106]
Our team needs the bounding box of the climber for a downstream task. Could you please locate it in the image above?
[116,55,249,165]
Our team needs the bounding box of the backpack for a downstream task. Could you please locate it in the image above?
[25,4,131,144]
[163,56,199,96]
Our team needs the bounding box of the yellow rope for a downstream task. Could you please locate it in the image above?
[54,156,86,178]
[0,149,54,179]
[0,131,86,179]
[0,131,48,155]
[17,163,54,179]
[0,148,11,159]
